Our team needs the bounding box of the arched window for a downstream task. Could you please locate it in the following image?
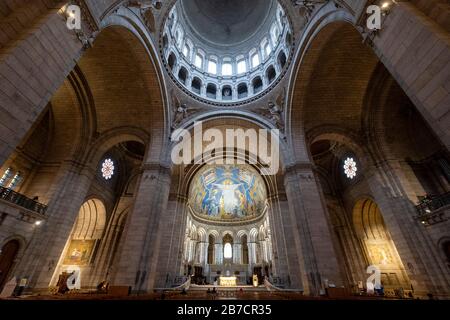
[271,24,280,45]
[222,85,232,100]
[206,83,217,99]
[0,240,20,288]
[191,77,202,94]
[162,34,169,53]
[223,234,233,259]
[175,28,184,48]
[278,51,287,69]
[251,53,260,68]
[237,59,246,74]
[224,243,232,259]
[168,52,177,70]
[264,43,272,58]
[168,12,176,31]
[277,7,284,28]
[222,62,232,76]
[208,60,217,75]
[195,54,203,69]
[266,66,276,84]
[61,199,106,267]
[285,32,292,48]
[182,44,190,58]
[237,83,248,99]
[178,67,188,85]
[252,77,263,94]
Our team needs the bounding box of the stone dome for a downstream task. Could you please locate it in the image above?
[162,0,292,105]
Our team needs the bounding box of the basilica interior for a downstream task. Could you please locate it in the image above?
[0,0,449,300]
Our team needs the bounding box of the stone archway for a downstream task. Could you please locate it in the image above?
[0,240,20,289]
[352,199,411,291]
[51,198,107,289]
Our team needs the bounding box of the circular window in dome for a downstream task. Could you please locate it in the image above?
[189,165,268,222]
[161,0,293,106]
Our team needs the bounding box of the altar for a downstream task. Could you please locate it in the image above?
[219,276,237,286]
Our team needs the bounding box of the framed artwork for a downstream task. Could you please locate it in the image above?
[63,240,96,265]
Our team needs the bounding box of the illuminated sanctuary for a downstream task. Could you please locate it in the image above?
[0,0,449,300]
[184,165,273,285]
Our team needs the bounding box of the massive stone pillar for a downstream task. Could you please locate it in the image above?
[366,162,450,296]
[283,163,344,295]
[112,163,172,292]
[370,2,450,148]
[266,196,294,285]
[14,162,94,290]
[152,194,192,287]
[0,5,95,166]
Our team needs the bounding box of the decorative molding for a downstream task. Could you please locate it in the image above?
[128,0,163,32]
[72,0,100,50]
[255,89,286,134]
[170,91,202,131]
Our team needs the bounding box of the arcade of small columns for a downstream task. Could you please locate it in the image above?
[183,213,273,284]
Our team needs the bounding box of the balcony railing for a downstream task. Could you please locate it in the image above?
[415,192,450,225]
[0,186,47,215]
[416,192,450,215]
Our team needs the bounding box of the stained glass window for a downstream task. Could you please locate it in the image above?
[343,157,357,179]
[101,159,115,180]
[224,243,232,259]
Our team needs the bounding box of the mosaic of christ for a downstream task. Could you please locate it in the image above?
[189,165,267,220]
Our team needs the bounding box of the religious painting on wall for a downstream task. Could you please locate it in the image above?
[63,240,96,265]
[189,165,267,221]
[366,243,395,266]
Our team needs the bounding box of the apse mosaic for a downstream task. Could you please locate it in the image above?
[189,165,267,221]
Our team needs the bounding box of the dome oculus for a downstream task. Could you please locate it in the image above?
[162,0,292,104]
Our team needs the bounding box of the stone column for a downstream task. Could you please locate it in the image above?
[215,243,223,265]
[283,163,344,295]
[0,12,85,166]
[14,161,94,290]
[248,242,257,265]
[200,241,208,265]
[233,243,241,264]
[155,195,191,287]
[366,162,450,296]
[112,163,172,293]
[371,2,450,148]
[266,196,293,283]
